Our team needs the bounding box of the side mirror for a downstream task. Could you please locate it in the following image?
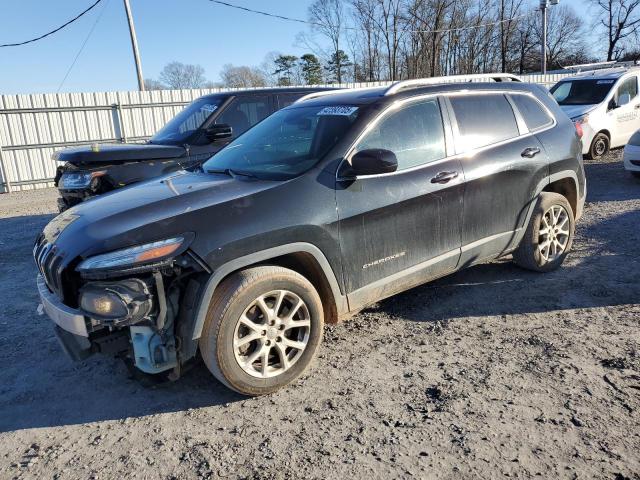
[204,124,233,141]
[618,93,631,107]
[350,149,398,176]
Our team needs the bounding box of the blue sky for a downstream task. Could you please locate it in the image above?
[0,0,592,95]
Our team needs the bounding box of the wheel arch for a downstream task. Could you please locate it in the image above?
[190,243,347,340]
[543,176,578,219]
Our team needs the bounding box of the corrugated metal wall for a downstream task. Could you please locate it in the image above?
[0,74,569,193]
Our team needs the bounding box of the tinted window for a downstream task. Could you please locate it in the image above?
[216,95,270,137]
[511,94,553,131]
[550,79,615,105]
[617,77,638,102]
[355,99,446,170]
[278,94,304,108]
[449,94,519,150]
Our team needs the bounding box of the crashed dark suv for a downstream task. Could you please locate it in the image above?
[36,74,586,396]
[53,87,329,211]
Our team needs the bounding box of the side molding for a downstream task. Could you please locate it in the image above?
[190,242,346,340]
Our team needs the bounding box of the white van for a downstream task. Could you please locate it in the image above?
[550,67,640,159]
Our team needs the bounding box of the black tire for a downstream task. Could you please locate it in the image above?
[199,266,324,396]
[513,192,575,272]
[586,132,609,160]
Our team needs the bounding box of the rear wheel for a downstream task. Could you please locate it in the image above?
[199,266,324,396]
[587,132,609,160]
[513,192,575,272]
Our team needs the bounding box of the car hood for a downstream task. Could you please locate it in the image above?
[42,170,280,262]
[559,104,597,120]
[54,143,186,166]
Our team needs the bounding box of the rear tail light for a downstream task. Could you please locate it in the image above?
[574,121,583,139]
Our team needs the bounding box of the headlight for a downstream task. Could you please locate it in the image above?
[80,279,153,324]
[77,236,186,272]
[60,171,105,190]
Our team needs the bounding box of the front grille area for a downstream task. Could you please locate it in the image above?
[34,235,65,300]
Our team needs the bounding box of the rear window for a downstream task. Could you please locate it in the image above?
[510,94,553,131]
[449,94,519,151]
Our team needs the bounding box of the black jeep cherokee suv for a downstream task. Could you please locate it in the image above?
[35,75,586,395]
[54,87,330,211]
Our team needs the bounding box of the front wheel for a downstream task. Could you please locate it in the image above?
[199,266,324,396]
[513,192,575,272]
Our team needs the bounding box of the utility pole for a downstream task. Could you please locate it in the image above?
[540,0,559,74]
[540,0,547,74]
[123,0,145,91]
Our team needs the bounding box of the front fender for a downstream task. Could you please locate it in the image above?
[189,242,347,340]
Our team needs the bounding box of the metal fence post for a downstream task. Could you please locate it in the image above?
[0,143,11,193]
[111,103,128,143]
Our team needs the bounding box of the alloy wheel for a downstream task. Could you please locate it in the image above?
[537,205,570,263]
[233,290,311,378]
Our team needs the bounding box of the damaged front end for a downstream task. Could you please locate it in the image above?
[36,232,208,379]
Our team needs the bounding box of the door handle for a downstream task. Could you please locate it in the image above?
[430,171,459,184]
[521,147,541,158]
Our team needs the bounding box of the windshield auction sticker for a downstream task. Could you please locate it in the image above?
[317,106,359,116]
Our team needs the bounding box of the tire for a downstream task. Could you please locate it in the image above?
[586,132,609,160]
[199,266,324,396]
[513,192,575,273]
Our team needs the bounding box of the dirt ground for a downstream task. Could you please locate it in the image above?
[0,151,638,480]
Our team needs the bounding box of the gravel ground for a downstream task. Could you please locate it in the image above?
[0,151,639,480]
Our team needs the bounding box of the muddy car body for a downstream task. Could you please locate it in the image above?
[54,87,331,211]
[36,75,586,395]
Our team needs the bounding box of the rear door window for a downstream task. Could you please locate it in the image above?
[354,99,446,171]
[449,94,519,151]
[278,93,307,108]
[510,94,553,131]
[215,95,271,137]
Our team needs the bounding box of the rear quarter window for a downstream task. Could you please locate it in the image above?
[449,94,519,151]
[510,94,553,131]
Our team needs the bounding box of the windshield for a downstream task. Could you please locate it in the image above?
[202,105,361,180]
[550,79,615,106]
[150,97,225,144]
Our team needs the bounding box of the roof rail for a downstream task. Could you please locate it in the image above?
[384,73,521,96]
[564,60,640,73]
[293,86,382,105]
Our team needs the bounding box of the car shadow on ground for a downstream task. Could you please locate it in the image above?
[369,206,639,325]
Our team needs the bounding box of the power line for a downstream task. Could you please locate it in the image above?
[0,0,103,48]
[207,0,534,35]
[56,0,112,93]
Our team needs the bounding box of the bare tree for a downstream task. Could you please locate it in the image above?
[351,0,383,81]
[591,0,640,60]
[159,62,208,89]
[143,78,165,90]
[496,0,526,72]
[219,64,267,88]
[309,0,346,82]
[534,5,585,69]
